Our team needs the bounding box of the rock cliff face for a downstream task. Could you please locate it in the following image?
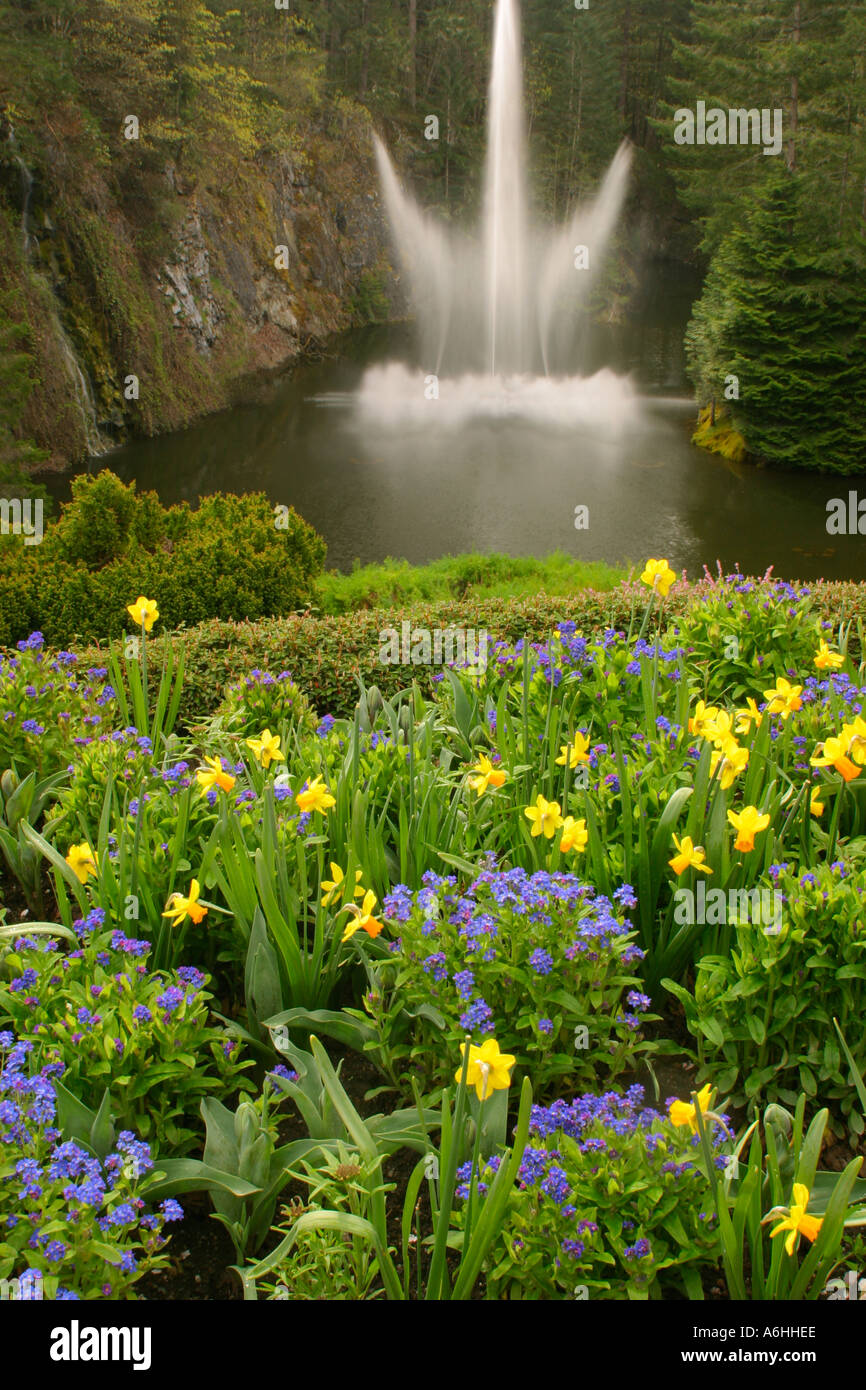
[1,110,401,470]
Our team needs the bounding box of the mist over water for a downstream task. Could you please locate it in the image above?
[355,363,638,432]
[367,0,635,421]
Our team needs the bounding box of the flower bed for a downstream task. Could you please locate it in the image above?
[1,564,865,1302]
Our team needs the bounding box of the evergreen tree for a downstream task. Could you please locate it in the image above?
[687,166,866,472]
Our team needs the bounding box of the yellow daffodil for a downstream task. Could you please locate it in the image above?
[688,701,720,738]
[559,816,588,853]
[763,678,803,720]
[727,805,771,853]
[455,1038,515,1103]
[524,794,564,839]
[710,739,749,790]
[814,640,844,671]
[640,558,677,599]
[735,698,763,736]
[669,834,712,877]
[66,842,97,884]
[809,786,825,817]
[162,878,208,927]
[246,729,285,769]
[710,742,747,788]
[468,753,507,796]
[668,1083,714,1132]
[340,889,384,942]
[196,755,236,795]
[321,862,364,907]
[839,717,866,766]
[703,709,736,747]
[295,775,336,815]
[126,596,159,633]
[555,732,591,769]
[810,737,861,783]
[769,1183,823,1257]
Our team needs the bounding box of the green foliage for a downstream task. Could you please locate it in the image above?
[673,572,828,702]
[667,862,866,1140]
[482,1083,724,1301]
[52,570,866,733]
[367,868,656,1098]
[89,588,651,730]
[697,1094,866,1301]
[0,922,252,1154]
[258,1148,388,1301]
[236,1037,533,1303]
[0,633,115,780]
[0,765,67,913]
[349,269,390,325]
[212,669,316,742]
[0,288,48,487]
[0,472,326,646]
[685,170,866,472]
[0,1033,180,1301]
[315,552,624,615]
[663,0,866,256]
[52,471,165,569]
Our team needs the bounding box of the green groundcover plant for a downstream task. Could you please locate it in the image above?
[0,913,251,1153]
[0,1032,184,1299]
[666,860,866,1138]
[474,1083,726,1301]
[355,866,657,1097]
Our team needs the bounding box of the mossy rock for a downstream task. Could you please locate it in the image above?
[692,404,748,465]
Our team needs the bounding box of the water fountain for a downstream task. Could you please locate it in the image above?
[358,0,635,428]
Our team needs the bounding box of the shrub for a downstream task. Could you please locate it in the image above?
[0,472,326,647]
[57,573,866,734]
[51,471,156,568]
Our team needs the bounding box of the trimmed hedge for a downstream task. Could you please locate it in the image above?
[68,577,866,728]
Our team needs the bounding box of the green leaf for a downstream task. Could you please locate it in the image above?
[141,1160,262,1200]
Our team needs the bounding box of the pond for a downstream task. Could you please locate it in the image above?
[46,268,866,582]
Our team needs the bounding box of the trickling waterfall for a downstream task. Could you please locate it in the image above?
[6,123,35,258]
[6,123,111,458]
[50,310,113,458]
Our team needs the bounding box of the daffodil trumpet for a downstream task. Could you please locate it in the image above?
[339,889,384,944]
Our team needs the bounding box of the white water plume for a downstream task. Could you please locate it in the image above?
[366,0,634,422]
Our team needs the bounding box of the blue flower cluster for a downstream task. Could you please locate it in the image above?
[0,1034,181,1297]
[380,866,650,1094]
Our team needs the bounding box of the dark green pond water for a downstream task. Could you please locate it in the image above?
[51,271,866,581]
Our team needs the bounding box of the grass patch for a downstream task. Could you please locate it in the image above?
[313,552,626,614]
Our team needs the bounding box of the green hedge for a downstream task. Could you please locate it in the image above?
[66,577,866,728]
